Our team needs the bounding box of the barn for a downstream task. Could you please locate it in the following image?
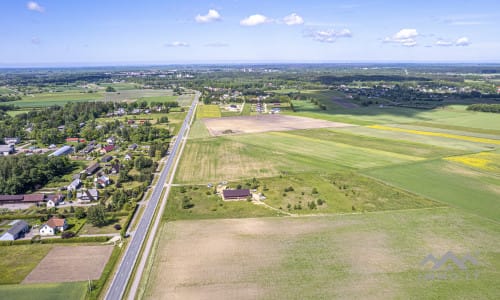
[222,189,251,201]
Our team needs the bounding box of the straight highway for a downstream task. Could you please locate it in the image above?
[105,92,199,300]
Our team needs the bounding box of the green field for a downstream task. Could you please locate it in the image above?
[0,282,86,300]
[0,244,53,284]
[364,160,500,222]
[139,95,178,104]
[188,120,211,139]
[163,185,281,221]
[196,104,221,119]
[146,209,500,299]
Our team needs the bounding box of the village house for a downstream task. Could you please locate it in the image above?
[0,220,29,241]
[46,194,64,208]
[110,163,120,174]
[128,143,138,150]
[124,153,133,161]
[77,189,99,203]
[100,145,115,154]
[101,155,113,163]
[95,175,110,188]
[85,162,101,176]
[4,137,20,145]
[67,179,82,191]
[106,136,116,145]
[0,144,15,156]
[39,217,68,236]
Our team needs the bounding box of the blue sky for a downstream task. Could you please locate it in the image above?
[1,0,499,66]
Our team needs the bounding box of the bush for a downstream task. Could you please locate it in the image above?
[61,231,76,239]
[312,187,318,194]
[114,224,122,230]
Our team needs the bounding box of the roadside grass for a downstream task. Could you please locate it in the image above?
[196,104,221,119]
[79,216,127,235]
[236,172,441,214]
[364,160,500,222]
[0,282,86,300]
[163,185,280,221]
[0,244,54,284]
[188,120,211,139]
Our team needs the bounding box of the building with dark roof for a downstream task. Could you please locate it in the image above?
[0,220,29,240]
[222,189,251,201]
[85,163,101,176]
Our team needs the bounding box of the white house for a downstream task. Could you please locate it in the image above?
[94,175,110,188]
[39,218,67,236]
[124,153,133,161]
[77,189,99,203]
[46,194,64,208]
[67,179,81,191]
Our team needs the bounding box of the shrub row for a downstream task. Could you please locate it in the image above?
[0,235,109,246]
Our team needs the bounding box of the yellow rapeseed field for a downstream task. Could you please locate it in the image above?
[368,125,500,145]
[444,152,500,172]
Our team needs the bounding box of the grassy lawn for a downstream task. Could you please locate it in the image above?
[139,95,178,104]
[0,244,54,284]
[163,185,280,221]
[364,160,500,222]
[0,282,86,300]
[240,172,441,214]
[196,104,221,119]
[79,216,126,235]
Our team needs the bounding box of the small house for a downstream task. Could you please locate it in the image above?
[85,163,101,176]
[67,179,82,191]
[0,220,29,241]
[95,175,110,188]
[77,189,99,203]
[46,194,64,208]
[100,145,115,154]
[39,217,67,236]
[124,153,133,161]
[222,189,251,201]
[106,136,116,145]
[101,155,113,163]
[4,137,20,145]
[110,164,120,174]
[128,143,138,150]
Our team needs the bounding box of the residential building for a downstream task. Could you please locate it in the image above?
[222,189,251,201]
[39,217,68,236]
[46,194,64,208]
[77,189,99,203]
[4,137,20,144]
[128,143,138,150]
[124,153,133,161]
[106,136,116,145]
[95,175,110,188]
[101,155,113,163]
[49,145,74,157]
[0,144,15,156]
[85,163,101,176]
[67,179,82,191]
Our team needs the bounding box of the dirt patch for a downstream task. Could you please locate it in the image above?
[332,96,359,108]
[202,114,354,136]
[22,245,113,284]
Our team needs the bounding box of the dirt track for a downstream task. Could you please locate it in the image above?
[22,245,113,283]
[202,114,354,136]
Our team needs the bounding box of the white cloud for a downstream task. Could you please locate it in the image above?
[195,9,221,23]
[435,40,453,47]
[455,36,470,46]
[307,29,352,43]
[283,13,304,25]
[27,1,44,13]
[204,42,229,47]
[240,14,272,26]
[165,41,189,47]
[384,29,418,47]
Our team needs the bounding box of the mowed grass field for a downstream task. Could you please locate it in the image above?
[175,128,464,184]
[196,104,221,119]
[142,209,500,300]
[0,282,86,300]
[0,244,54,284]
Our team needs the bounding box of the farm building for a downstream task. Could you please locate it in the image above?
[49,145,74,157]
[39,217,68,236]
[0,220,29,241]
[22,194,45,205]
[222,189,251,201]
[0,194,46,206]
[85,163,101,176]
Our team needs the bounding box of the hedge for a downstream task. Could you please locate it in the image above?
[0,236,109,246]
[121,204,138,238]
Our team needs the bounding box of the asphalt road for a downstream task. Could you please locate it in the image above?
[105,93,198,300]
